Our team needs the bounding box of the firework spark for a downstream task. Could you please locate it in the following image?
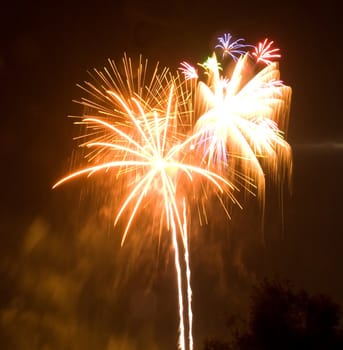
[215,33,252,61]
[252,38,281,65]
[179,61,198,80]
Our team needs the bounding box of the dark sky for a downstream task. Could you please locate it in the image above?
[0,1,342,349]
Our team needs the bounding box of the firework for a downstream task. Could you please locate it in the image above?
[252,38,281,65]
[53,65,233,244]
[179,61,198,80]
[54,55,236,350]
[215,33,252,61]
[54,34,292,350]
[192,52,292,204]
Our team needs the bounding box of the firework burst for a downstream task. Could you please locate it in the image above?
[252,38,281,65]
[179,61,199,81]
[215,33,252,61]
[191,52,292,205]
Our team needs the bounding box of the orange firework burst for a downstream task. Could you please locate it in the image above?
[54,54,236,350]
[53,55,235,244]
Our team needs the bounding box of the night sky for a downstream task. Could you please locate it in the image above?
[0,1,342,349]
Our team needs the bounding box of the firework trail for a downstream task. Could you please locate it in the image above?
[55,33,292,349]
[182,198,193,350]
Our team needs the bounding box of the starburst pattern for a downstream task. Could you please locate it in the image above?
[252,38,281,65]
[215,33,252,61]
[179,61,198,80]
[193,53,292,202]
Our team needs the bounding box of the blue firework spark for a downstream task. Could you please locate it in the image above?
[215,33,252,61]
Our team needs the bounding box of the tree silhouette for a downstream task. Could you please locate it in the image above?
[204,279,343,350]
